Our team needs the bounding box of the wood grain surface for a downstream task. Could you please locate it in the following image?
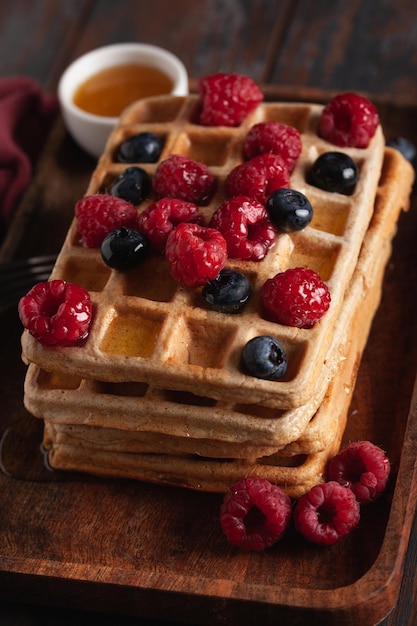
[1,2,417,625]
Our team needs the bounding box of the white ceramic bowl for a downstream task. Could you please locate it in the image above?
[58,43,189,158]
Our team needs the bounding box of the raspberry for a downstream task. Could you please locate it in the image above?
[327,441,390,504]
[198,73,263,127]
[318,92,380,148]
[261,267,331,328]
[209,196,275,261]
[165,222,227,288]
[220,477,292,551]
[137,198,201,253]
[244,121,302,171]
[75,193,138,248]
[152,155,216,205]
[225,153,290,206]
[293,481,360,545]
[18,280,92,347]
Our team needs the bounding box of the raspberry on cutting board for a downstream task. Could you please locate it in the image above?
[220,477,292,551]
[293,481,361,545]
[327,440,390,504]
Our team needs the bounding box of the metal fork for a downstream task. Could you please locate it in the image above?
[0,254,56,311]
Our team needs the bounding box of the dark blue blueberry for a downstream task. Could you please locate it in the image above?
[267,188,313,232]
[101,227,149,270]
[242,335,287,380]
[109,166,151,205]
[116,132,164,163]
[203,269,251,314]
[386,136,416,164]
[308,151,358,194]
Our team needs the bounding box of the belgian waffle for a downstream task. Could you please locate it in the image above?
[20,92,414,495]
[23,191,391,458]
[29,224,383,473]
[23,146,414,494]
[27,229,396,499]
[35,253,382,498]
[21,95,386,412]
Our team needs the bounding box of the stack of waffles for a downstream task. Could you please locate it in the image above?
[21,94,414,497]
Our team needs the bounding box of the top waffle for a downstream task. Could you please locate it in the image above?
[21,93,386,411]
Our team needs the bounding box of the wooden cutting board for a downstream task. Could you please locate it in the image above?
[1,86,417,626]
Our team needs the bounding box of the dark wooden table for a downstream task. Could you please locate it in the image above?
[1,1,417,624]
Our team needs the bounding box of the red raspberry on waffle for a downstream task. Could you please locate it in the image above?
[75,193,138,248]
[152,154,216,205]
[137,198,201,254]
[18,280,92,347]
[209,195,275,261]
[198,73,263,127]
[225,153,290,206]
[244,121,302,171]
[318,92,379,148]
[165,222,227,287]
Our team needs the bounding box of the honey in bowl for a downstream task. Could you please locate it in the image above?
[73,63,174,117]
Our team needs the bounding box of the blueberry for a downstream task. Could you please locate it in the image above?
[101,227,149,270]
[116,132,164,163]
[308,152,358,194]
[203,269,251,314]
[386,136,416,164]
[109,166,151,204]
[242,335,287,380]
[267,188,313,232]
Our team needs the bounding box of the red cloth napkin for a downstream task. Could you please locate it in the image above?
[0,76,59,236]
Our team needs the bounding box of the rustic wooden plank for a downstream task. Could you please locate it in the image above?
[269,0,417,97]
[61,0,294,84]
[0,0,94,89]
[385,502,417,626]
[1,88,417,626]
[1,2,417,623]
